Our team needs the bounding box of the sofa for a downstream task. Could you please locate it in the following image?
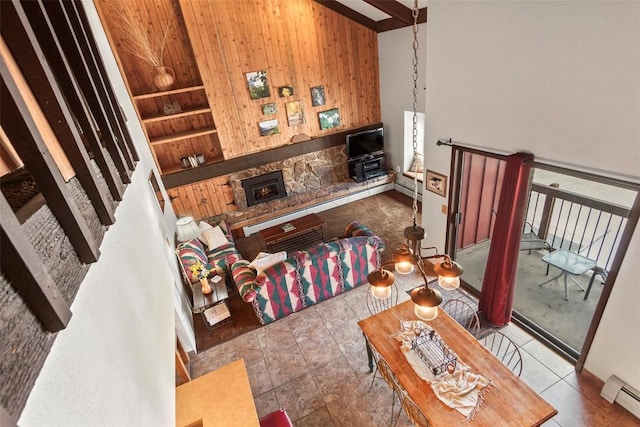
[232,221,385,324]
[175,219,243,285]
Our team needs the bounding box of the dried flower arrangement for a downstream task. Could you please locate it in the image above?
[110,1,175,68]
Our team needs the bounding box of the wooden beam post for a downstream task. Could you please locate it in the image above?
[3,1,116,225]
[0,193,72,332]
[0,42,100,264]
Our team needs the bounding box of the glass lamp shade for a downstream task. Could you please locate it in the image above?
[176,216,201,242]
[433,259,463,290]
[367,269,394,300]
[371,285,392,300]
[414,304,439,321]
[409,285,442,322]
[393,244,415,275]
[395,261,414,275]
[438,275,460,290]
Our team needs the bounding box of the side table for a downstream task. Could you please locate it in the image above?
[192,273,233,329]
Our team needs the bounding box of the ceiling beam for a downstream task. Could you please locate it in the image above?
[377,7,427,32]
[363,0,413,25]
[313,0,377,32]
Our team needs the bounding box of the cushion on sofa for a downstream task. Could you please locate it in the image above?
[176,239,211,283]
[250,251,288,275]
[198,222,230,249]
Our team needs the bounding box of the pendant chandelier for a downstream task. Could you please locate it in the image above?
[366,0,463,321]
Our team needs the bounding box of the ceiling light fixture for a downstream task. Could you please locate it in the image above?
[366,0,463,321]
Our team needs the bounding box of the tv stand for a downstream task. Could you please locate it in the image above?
[348,154,386,182]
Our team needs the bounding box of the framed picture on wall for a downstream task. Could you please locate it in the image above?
[425,170,447,197]
[318,108,340,130]
[285,100,305,126]
[258,119,279,136]
[310,86,325,106]
[262,102,277,115]
[246,70,270,100]
[278,85,294,97]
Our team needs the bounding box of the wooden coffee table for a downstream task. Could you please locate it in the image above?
[259,213,326,253]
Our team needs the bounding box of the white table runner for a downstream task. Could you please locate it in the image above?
[393,321,493,421]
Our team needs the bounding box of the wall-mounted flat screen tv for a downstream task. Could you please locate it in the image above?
[346,127,384,160]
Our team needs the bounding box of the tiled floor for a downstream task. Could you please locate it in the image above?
[190,270,639,426]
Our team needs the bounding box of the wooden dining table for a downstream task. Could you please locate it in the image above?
[358,300,557,426]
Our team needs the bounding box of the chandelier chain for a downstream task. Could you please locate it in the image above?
[411,0,420,227]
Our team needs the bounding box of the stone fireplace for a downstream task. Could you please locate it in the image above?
[228,145,349,211]
[242,170,287,207]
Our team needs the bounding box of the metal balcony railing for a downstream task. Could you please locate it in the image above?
[524,183,631,272]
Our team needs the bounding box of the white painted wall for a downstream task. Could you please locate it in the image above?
[378,23,427,193]
[419,0,640,390]
[19,2,197,424]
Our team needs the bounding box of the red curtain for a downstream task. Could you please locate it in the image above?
[478,152,533,326]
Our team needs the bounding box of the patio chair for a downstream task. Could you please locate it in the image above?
[584,266,608,301]
[479,332,523,377]
[442,298,481,337]
[520,221,552,254]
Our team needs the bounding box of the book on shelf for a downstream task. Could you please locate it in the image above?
[281,222,296,232]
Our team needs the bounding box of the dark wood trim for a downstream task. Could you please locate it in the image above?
[376,7,427,33]
[0,193,72,332]
[313,0,378,31]
[62,0,137,169]
[364,0,413,25]
[4,1,115,225]
[19,0,124,202]
[41,0,131,185]
[162,122,383,189]
[74,1,139,163]
[577,191,640,371]
[0,79,99,264]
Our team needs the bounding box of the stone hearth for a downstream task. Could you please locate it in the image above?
[219,146,395,232]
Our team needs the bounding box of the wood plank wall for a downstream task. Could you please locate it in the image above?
[166,175,235,219]
[95,0,381,220]
[179,0,380,159]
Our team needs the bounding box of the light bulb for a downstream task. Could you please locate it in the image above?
[414,304,438,321]
[371,286,392,300]
[395,261,414,275]
[438,275,460,290]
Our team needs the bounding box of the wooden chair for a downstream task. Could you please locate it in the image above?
[365,284,399,372]
[368,339,401,426]
[442,298,481,337]
[479,331,523,377]
[395,388,430,427]
[366,283,399,315]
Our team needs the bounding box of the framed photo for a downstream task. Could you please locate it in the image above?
[262,102,277,115]
[425,170,447,197]
[285,100,305,126]
[258,119,279,136]
[245,70,270,100]
[310,86,325,107]
[278,85,294,97]
[318,108,340,130]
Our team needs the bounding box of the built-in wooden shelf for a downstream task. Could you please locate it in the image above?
[132,85,205,100]
[149,127,217,146]
[141,107,212,124]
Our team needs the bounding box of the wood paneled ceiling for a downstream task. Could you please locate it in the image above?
[314,0,427,32]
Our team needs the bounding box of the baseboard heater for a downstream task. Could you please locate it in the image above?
[601,375,640,419]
